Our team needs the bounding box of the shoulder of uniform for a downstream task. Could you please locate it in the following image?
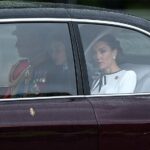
[9,59,30,82]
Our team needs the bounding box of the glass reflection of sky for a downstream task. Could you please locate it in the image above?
[0,25,18,86]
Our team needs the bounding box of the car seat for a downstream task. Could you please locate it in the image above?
[121,63,150,93]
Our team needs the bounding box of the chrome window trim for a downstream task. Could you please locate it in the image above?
[0,93,150,102]
[0,18,149,101]
[0,18,149,36]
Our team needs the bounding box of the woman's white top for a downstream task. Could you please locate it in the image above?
[91,70,137,94]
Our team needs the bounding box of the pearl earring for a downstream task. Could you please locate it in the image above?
[113,55,116,59]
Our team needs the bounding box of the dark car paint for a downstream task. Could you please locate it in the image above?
[0,3,150,150]
[0,3,149,32]
[0,98,98,150]
[71,22,91,95]
[89,96,150,150]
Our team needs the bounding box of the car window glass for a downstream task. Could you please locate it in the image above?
[78,24,150,95]
[0,23,77,98]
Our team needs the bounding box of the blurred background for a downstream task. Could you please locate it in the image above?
[0,0,150,19]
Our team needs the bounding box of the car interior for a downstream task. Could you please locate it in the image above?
[0,23,150,98]
[81,24,150,94]
[0,23,77,98]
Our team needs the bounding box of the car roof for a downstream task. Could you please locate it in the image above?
[0,1,149,32]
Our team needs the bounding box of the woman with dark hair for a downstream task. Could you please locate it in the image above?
[91,34,137,94]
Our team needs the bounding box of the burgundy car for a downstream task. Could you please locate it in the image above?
[0,2,150,150]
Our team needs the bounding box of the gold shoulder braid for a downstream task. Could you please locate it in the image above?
[10,65,32,97]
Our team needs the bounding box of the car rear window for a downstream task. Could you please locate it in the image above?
[0,23,77,98]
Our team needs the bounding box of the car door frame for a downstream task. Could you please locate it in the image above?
[0,18,98,150]
[73,18,150,150]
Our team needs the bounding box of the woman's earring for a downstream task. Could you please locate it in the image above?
[113,55,116,59]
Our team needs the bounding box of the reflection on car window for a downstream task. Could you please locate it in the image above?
[79,24,150,95]
[0,23,77,98]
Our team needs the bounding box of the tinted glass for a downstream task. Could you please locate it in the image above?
[0,23,77,98]
[79,24,150,95]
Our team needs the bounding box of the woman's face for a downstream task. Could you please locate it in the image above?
[93,41,117,72]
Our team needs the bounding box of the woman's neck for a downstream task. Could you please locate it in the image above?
[104,63,120,74]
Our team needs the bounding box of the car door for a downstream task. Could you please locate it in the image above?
[77,19,150,150]
[0,97,98,150]
[0,20,98,150]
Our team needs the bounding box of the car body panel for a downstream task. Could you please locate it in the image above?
[0,97,98,150]
[0,7,69,19]
[89,96,150,150]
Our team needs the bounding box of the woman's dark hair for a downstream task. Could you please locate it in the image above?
[99,34,121,51]
[96,34,122,62]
